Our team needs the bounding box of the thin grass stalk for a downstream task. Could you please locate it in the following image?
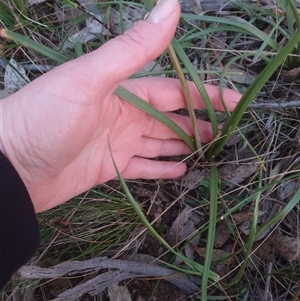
[219,78,264,166]
[173,173,285,265]
[211,27,300,156]
[142,0,155,11]
[233,2,288,37]
[0,29,69,63]
[201,164,219,301]
[132,69,221,78]
[219,74,231,116]
[143,0,202,150]
[252,17,283,63]
[255,185,300,238]
[115,87,196,151]
[219,173,300,224]
[180,13,279,51]
[184,26,266,44]
[287,0,300,62]
[161,260,219,279]
[214,30,243,67]
[232,168,263,284]
[109,145,219,281]
[223,51,273,68]
[282,1,294,67]
[119,0,125,34]
[0,3,15,28]
[167,44,202,150]
[171,39,219,138]
[14,0,28,18]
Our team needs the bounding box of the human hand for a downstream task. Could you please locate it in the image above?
[0,0,241,213]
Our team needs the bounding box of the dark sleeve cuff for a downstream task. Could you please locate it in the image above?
[0,151,39,288]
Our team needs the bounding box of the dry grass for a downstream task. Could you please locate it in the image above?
[0,0,299,300]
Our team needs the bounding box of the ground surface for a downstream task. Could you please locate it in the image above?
[0,0,300,300]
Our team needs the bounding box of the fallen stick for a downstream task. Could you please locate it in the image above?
[19,256,199,300]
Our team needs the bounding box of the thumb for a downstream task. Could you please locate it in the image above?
[77,0,180,86]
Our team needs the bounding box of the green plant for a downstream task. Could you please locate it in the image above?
[1,0,300,300]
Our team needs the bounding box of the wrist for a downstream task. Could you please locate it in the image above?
[0,95,34,204]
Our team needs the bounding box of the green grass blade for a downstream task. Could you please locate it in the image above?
[252,16,284,63]
[0,29,69,64]
[14,0,28,17]
[142,0,155,12]
[232,168,263,284]
[201,164,219,301]
[115,86,196,151]
[119,0,125,34]
[144,0,202,149]
[287,0,300,60]
[109,145,219,281]
[0,2,15,27]
[171,38,218,138]
[167,43,202,150]
[180,13,279,51]
[256,185,300,238]
[211,28,300,156]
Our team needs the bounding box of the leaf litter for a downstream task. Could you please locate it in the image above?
[1,0,300,300]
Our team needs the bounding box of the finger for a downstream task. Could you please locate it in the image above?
[134,137,191,158]
[72,0,180,90]
[143,112,216,143]
[122,157,187,179]
[121,77,242,112]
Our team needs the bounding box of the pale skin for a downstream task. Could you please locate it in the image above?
[0,0,241,213]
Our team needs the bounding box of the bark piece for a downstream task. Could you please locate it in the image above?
[18,256,199,300]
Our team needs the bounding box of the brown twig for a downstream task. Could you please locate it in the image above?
[248,100,300,109]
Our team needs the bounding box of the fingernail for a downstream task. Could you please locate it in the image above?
[146,0,177,24]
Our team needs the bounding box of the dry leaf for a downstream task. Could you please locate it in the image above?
[190,244,231,264]
[211,29,227,50]
[232,212,253,223]
[277,180,297,200]
[280,67,300,82]
[214,223,231,248]
[176,170,206,189]
[215,212,266,248]
[252,240,275,262]
[268,233,300,261]
[218,159,260,189]
[166,206,201,248]
[61,0,110,50]
[253,233,300,262]
[4,58,30,89]
[232,212,256,224]
[108,284,132,301]
[216,67,256,85]
[166,206,201,262]
[282,211,298,233]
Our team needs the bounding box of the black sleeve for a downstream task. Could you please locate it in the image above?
[0,151,39,288]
